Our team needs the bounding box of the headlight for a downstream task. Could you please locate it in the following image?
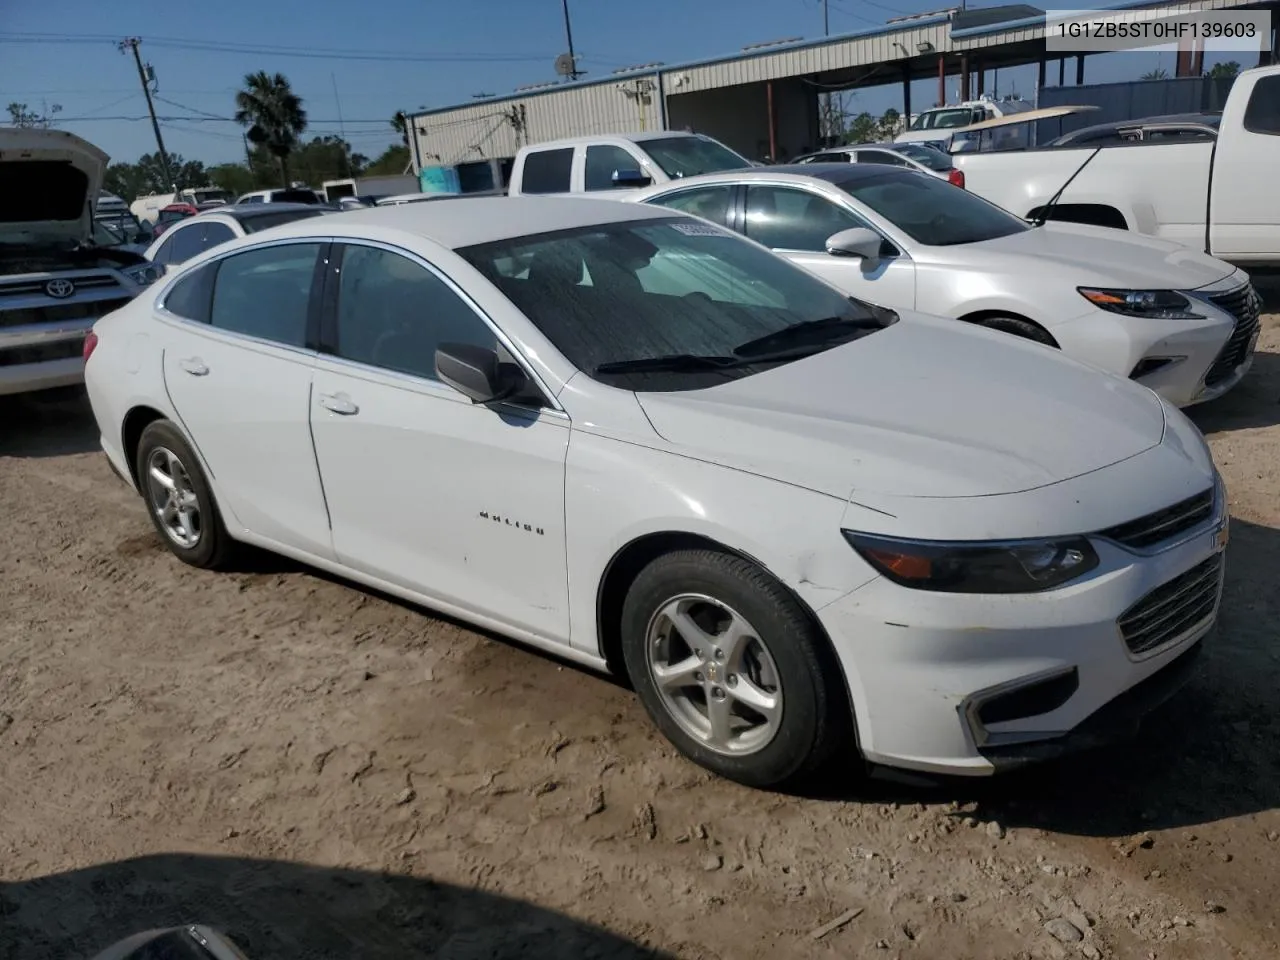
[122,262,163,286]
[843,531,1099,594]
[1078,287,1199,320]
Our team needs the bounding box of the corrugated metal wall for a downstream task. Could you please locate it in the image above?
[413,74,662,166]
[1036,77,1237,140]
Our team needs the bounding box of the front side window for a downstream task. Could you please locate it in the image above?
[331,244,496,380]
[639,136,751,179]
[209,242,320,347]
[1244,75,1280,135]
[584,144,642,191]
[644,185,734,227]
[838,170,1030,246]
[520,148,573,194]
[458,217,889,392]
[744,185,866,252]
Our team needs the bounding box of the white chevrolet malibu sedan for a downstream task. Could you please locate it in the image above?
[84,197,1228,786]
[631,165,1261,407]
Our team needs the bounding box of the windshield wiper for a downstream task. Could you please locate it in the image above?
[732,314,887,359]
[594,345,837,375]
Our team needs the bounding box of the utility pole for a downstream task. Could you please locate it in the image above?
[118,38,173,189]
[561,0,583,80]
[821,0,833,145]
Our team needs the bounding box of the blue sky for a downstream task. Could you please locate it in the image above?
[0,0,1244,168]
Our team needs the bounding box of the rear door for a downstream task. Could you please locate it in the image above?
[157,240,333,558]
[741,183,916,310]
[1209,71,1280,263]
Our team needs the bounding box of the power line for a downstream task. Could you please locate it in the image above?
[0,31,557,62]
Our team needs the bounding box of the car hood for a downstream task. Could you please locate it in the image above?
[636,313,1166,501]
[955,221,1237,290]
[0,129,108,246]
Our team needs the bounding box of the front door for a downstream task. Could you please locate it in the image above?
[308,241,571,641]
[742,183,917,310]
[1209,71,1280,264]
[157,241,333,558]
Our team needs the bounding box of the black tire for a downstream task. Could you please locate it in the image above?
[619,548,850,788]
[134,419,235,569]
[977,315,1057,347]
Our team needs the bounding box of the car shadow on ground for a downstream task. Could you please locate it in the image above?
[815,515,1280,839]
[1188,349,1280,435]
[0,387,100,459]
[0,853,666,960]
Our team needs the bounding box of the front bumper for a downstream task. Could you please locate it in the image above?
[817,508,1227,776]
[1052,279,1259,408]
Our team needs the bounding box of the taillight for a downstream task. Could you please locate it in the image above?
[948,168,966,189]
[83,330,99,362]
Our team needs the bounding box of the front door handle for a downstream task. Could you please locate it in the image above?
[178,357,209,376]
[318,392,359,416]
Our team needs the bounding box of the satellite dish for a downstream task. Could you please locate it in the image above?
[554,52,578,77]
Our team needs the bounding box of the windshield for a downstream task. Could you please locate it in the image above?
[639,136,751,179]
[240,208,329,233]
[457,217,887,392]
[838,170,1030,246]
[909,108,979,131]
[92,220,125,246]
[894,144,953,171]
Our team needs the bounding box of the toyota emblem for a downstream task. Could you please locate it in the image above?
[45,278,76,299]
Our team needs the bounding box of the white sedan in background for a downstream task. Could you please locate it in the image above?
[85,197,1225,785]
[142,203,331,274]
[796,141,966,188]
[633,164,1260,407]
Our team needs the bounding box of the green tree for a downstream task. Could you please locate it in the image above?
[875,108,902,141]
[7,101,61,127]
[234,71,308,187]
[103,153,207,199]
[363,144,411,177]
[1205,61,1240,80]
[391,110,409,147]
[843,111,878,144]
[1141,68,1170,80]
[207,162,256,197]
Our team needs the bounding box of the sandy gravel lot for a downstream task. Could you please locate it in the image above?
[2,314,1279,960]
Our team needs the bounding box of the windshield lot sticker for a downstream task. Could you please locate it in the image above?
[671,222,731,237]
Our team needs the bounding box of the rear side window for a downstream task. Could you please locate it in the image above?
[202,222,236,248]
[584,144,641,191]
[165,224,206,264]
[1243,76,1280,135]
[209,243,321,347]
[162,264,216,323]
[520,148,573,194]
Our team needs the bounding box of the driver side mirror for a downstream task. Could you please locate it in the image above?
[436,343,541,407]
[611,168,652,188]
[825,227,883,264]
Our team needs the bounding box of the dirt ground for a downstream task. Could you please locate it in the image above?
[2,315,1279,960]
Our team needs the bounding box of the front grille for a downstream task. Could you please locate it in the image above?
[0,337,85,367]
[1119,554,1223,657]
[1204,284,1261,387]
[0,274,122,300]
[1098,488,1214,550]
[0,296,132,330]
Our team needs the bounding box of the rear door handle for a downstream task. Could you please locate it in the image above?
[179,357,209,376]
[318,392,359,416]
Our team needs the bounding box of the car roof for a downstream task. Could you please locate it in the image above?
[259,195,681,249]
[220,202,327,222]
[525,130,705,149]
[1057,113,1222,139]
[650,163,910,187]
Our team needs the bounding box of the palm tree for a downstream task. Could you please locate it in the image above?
[391,110,409,147]
[1141,68,1169,80]
[234,72,307,187]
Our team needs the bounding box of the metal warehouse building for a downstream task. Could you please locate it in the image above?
[407,0,1277,171]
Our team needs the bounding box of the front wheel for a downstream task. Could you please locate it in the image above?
[620,549,850,787]
[977,314,1057,347]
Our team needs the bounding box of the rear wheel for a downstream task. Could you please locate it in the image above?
[620,548,849,787]
[135,420,234,569]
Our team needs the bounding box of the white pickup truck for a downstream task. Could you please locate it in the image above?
[954,64,1280,271]
[507,131,752,196]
